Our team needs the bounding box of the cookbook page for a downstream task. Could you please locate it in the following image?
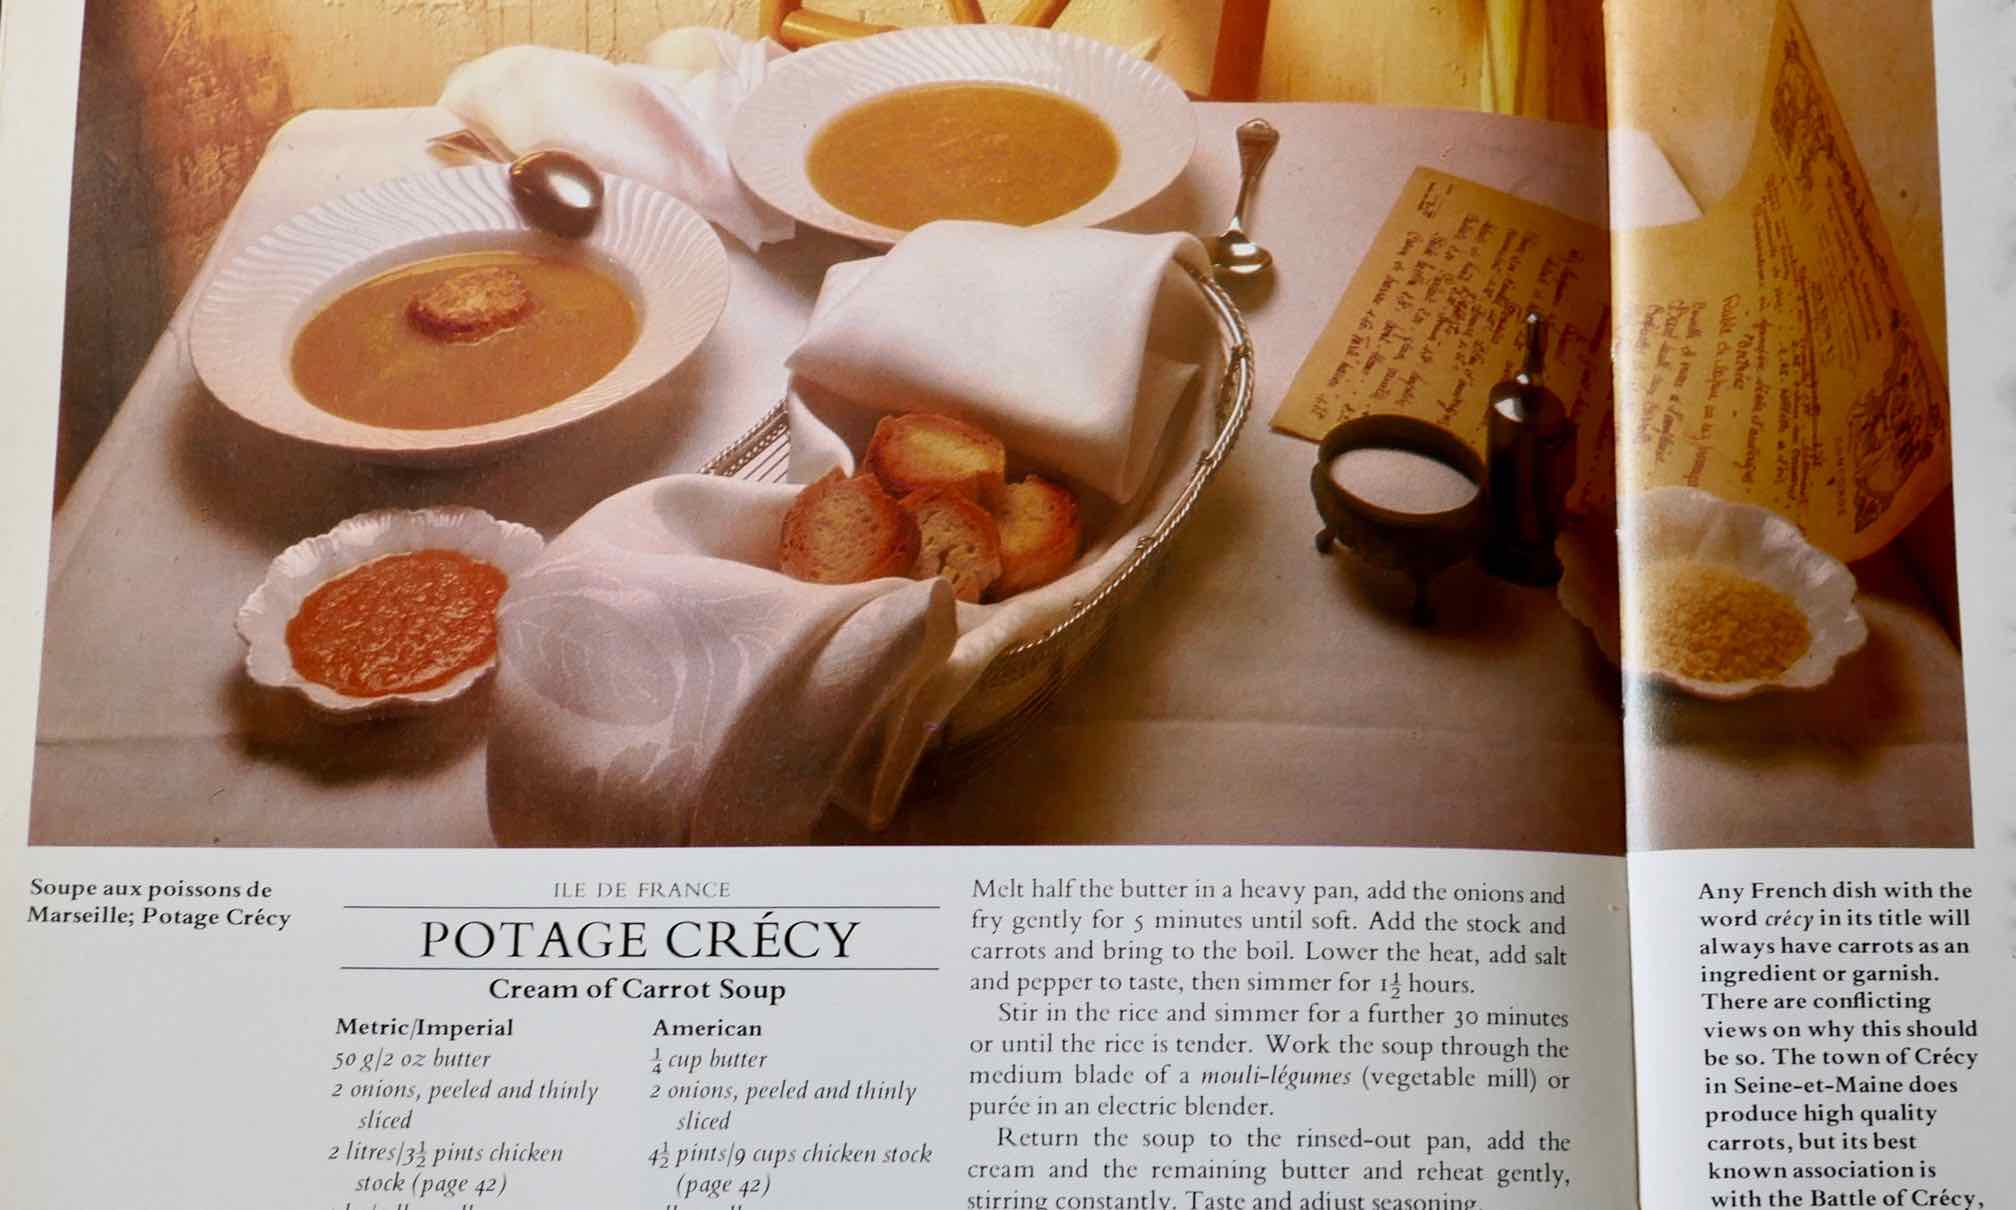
[1,4,1642,1208]
[1605,2,2009,1206]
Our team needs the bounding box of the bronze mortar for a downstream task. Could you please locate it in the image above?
[1311,415,1490,625]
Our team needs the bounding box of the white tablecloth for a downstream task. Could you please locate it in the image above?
[32,103,1968,852]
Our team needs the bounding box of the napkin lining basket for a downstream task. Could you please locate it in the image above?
[701,261,1252,792]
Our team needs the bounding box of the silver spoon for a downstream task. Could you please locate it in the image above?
[1208,119,1279,281]
[508,149,605,239]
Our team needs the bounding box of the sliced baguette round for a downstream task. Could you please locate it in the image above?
[991,474,1082,599]
[407,266,535,342]
[778,470,919,584]
[901,488,1003,604]
[865,413,1007,503]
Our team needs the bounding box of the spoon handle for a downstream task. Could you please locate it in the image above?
[1231,119,1279,229]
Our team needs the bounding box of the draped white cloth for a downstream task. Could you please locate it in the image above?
[438,29,793,249]
[486,224,1218,845]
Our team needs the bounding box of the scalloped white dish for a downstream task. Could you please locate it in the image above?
[189,165,729,466]
[729,25,1195,247]
[237,507,546,720]
[1559,486,1867,701]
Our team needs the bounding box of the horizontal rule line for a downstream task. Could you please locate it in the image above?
[340,905,944,911]
[339,966,940,972]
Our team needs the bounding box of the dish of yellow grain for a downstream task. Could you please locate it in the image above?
[1558,486,1866,700]
[1633,560,1811,683]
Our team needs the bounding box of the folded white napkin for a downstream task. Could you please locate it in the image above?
[788,222,1214,502]
[487,225,1220,845]
[438,29,792,249]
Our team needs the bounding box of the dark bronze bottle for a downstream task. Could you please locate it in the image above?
[1481,311,1576,587]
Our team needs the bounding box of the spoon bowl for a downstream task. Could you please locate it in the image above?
[1209,229,1274,278]
[508,149,605,239]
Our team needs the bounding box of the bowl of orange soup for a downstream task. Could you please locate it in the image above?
[190,165,729,465]
[729,25,1195,247]
[237,507,547,719]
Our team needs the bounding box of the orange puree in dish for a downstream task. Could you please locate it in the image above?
[285,550,509,698]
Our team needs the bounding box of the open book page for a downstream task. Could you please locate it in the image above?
[1606,2,2003,1206]
[0,3,1662,1207]
[8,1,2003,1206]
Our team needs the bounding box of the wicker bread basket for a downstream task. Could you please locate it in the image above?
[700,261,1253,790]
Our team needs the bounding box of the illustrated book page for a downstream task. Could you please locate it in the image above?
[1604,3,2003,1209]
[0,3,2006,1210]
[0,4,1655,1208]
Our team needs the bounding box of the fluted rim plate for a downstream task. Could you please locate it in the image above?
[1559,486,1867,701]
[237,507,547,720]
[189,165,729,465]
[729,25,1196,247]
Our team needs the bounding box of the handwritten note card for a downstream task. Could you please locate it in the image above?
[1613,0,1948,561]
[1272,168,1615,514]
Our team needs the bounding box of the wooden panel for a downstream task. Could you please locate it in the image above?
[1259,0,1483,109]
[60,0,298,499]
[1522,0,1606,129]
[1206,0,1267,101]
[1254,0,1603,124]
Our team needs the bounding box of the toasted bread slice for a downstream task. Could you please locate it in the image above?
[779,470,920,585]
[864,413,1007,503]
[407,266,535,342]
[991,474,1081,599]
[901,488,1003,604]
